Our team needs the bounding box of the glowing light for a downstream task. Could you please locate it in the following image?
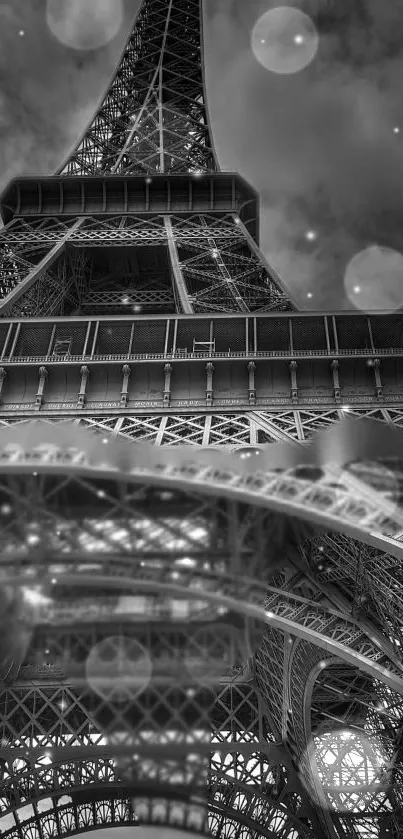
[305,230,317,241]
[26,534,40,546]
[18,30,25,37]
[46,0,123,51]
[159,491,174,500]
[22,587,51,607]
[96,490,106,498]
[307,292,313,298]
[121,296,130,305]
[251,7,319,75]
[132,304,142,313]
[176,557,197,568]
[393,126,400,134]
[312,729,388,812]
[0,504,12,515]
[145,177,153,184]
[344,244,403,311]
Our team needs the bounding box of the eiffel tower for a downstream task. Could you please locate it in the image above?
[0,2,402,838]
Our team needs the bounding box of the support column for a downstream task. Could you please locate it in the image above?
[0,368,7,403]
[163,363,173,407]
[248,361,256,406]
[35,366,48,409]
[289,361,298,404]
[121,364,131,408]
[206,362,214,407]
[77,365,89,408]
[331,359,341,402]
[371,358,383,398]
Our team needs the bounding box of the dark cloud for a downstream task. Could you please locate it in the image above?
[204,0,403,308]
[0,0,140,183]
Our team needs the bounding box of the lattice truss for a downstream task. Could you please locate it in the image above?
[0,211,289,317]
[58,0,217,176]
[0,421,402,837]
[0,406,397,449]
[0,675,316,839]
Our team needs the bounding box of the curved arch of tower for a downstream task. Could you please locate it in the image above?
[0,2,401,838]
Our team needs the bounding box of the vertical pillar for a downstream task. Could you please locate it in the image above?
[371,358,383,398]
[0,368,7,402]
[247,361,256,406]
[163,363,173,407]
[77,365,89,408]
[121,364,131,407]
[35,366,48,409]
[331,359,340,402]
[289,361,298,404]
[206,362,214,407]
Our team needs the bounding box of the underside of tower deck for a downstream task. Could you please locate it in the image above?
[0,3,401,839]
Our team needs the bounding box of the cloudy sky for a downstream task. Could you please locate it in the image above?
[1,0,403,310]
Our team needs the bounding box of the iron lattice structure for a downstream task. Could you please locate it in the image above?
[0,1,401,838]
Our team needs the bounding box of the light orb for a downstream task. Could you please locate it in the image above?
[310,728,388,812]
[85,636,153,702]
[251,7,319,75]
[344,244,403,311]
[46,0,123,51]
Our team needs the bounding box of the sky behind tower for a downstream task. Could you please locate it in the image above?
[1,0,403,309]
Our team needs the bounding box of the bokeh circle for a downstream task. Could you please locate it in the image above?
[251,7,319,75]
[46,0,123,51]
[344,245,403,311]
[85,635,153,702]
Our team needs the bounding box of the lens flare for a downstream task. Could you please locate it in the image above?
[308,728,388,813]
[344,245,403,311]
[251,7,319,75]
[46,0,123,51]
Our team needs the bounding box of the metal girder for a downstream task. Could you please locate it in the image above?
[0,679,318,839]
[0,211,291,317]
[0,220,84,318]
[0,0,401,834]
[1,420,403,553]
[57,0,217,177]
[0,414,401,836]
